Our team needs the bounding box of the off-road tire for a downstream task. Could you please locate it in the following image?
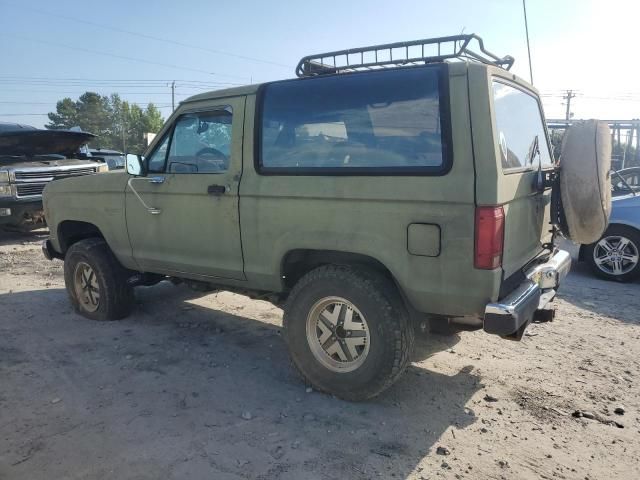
[64,238,134,320]
[585,225,640,283]
[283,265,414,401]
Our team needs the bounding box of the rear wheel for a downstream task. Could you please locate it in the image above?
[283,265,414,401]
[64,238,134,320]
[585,225,640,282]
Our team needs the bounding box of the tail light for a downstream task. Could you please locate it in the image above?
[474,205,505,269]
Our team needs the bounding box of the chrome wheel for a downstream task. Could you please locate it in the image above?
[593,235,639,276]
[73,262,100,312]
[305,296,370,373]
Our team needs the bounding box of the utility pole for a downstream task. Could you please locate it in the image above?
[563,90,576,121]
[171,81,176,112]
[121,112,126,153]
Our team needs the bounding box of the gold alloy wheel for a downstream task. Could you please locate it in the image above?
[305,296,370,373]
[73,261,100,313]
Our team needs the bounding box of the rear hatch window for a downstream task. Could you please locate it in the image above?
[492,81,553,171]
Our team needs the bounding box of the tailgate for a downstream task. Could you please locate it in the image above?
[491,79,555,278]
[502,183,552,278]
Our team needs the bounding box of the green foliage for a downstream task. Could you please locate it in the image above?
[46,92,165,154]
[549,130,563,161]
[548,129,639,167]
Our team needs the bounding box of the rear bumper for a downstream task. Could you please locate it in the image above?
[484,249,571,338]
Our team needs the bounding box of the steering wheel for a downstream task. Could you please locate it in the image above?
[196,147,226,160]
[195,147,227,171]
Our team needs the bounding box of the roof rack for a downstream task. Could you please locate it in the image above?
[296,34,515,77]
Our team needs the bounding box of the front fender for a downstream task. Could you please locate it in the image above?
[44,172,136,269]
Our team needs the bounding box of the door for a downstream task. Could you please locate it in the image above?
[125,97,246,280]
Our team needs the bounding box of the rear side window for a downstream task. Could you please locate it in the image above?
[259,66,449,174]
[492,80,553,170]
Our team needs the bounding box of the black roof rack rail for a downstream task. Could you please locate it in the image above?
[296,34,515,78]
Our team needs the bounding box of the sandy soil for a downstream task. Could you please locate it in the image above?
[1,231,639,480]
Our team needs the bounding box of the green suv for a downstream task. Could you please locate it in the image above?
[43,35,581,400]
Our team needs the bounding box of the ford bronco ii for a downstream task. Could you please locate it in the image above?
[42,35,608,400]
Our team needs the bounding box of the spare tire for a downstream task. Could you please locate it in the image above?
[558,120,612,244]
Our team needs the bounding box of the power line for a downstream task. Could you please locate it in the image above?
[0,88,210,95]
[0,81,233,89]
[0,76,242,87]
[2,33,252,81]
[0,101,174,106]
[2,1,290,70]
[0,106,175,117]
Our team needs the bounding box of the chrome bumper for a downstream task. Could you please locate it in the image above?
[484,249,572,339]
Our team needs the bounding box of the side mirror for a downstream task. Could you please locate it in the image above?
[126,154,144,176]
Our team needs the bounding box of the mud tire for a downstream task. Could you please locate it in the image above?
[283,265,414,401]
[64,238,134,321]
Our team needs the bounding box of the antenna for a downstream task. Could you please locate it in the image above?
[522,0,534,84]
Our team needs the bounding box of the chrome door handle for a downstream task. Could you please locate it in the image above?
[127,178,162,215]
[148,176,165,184]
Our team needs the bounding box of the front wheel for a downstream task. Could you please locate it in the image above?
[64,238,134,320]
[283,265,414,401]
[585,225,640,282]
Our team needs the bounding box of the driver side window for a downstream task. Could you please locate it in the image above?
[147,134,170,173]
[166,109,233,174]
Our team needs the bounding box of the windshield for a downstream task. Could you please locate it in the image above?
[492,80,553,170]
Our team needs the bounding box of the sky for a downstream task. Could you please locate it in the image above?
[1,0,640,128]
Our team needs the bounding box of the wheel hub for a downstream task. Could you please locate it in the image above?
[73,262,100,312]
[593,235,639,276]
[305,297,370,373]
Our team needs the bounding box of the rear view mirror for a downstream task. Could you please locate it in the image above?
[126,154,144,176]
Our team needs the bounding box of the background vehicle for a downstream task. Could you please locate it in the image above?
[582,192,640,282]
[88,148,126,170]
[43,35,605,400]
[612,167,640,197]
[0,123,107,231]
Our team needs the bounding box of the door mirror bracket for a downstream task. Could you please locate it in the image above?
[126,154,145,176]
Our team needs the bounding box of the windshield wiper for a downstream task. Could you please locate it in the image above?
[528,135,540,166]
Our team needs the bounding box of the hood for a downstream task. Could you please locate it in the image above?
[612,192,640,204]
[0,128,96,157]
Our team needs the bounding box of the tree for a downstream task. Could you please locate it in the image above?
[549,128,639,168]
[46,92,164,153]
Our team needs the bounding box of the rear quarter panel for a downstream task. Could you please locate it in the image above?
[239,66,500,317]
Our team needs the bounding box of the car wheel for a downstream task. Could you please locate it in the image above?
[585,225,640,282]
[283,265,414,401]
[64,238,134,320]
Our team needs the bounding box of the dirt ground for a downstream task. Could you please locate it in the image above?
[1,231,639,480]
